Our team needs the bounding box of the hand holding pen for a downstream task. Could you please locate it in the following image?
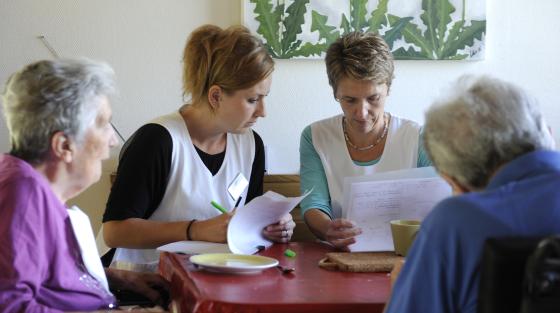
[188,207,233,243]
[211,196,243,214]
[198,197,242,243]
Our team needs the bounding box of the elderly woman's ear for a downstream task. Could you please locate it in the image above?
[439,173,471,195]
[50,131,74,163]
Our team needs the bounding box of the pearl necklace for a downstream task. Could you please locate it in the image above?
[343,113,390,151]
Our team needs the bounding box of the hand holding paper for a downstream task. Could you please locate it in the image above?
[343,167,452,252]
[324,218,363,250]
[262,213,296,243]
[157,190,310,255]
[227,190,311,254]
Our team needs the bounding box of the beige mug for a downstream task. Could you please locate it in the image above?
[390,220,421,256]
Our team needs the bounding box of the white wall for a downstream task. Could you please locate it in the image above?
[0,0,242,233]
[256,0,560,174]
[1,0,560,233]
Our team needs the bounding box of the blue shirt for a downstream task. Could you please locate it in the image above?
[299,125,432,218]
[385,150,560,313]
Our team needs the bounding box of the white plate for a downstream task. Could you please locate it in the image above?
[157,241,231,254]
[189,253,278,274]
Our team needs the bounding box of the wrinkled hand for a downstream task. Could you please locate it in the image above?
[191,211,234,243]
[262,213,296,243]
[325,218,362,251]
[106,268,169,308]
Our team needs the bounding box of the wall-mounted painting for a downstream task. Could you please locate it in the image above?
[243,0,486,60]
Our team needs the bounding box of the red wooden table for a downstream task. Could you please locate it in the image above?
[159,242,391,313]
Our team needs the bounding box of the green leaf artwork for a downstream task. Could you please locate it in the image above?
[244,0,486,60]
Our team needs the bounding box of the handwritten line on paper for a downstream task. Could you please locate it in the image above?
[346,176,451,252]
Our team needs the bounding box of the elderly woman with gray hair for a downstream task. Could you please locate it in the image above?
[385,75,560,313]
[0,59,168,312]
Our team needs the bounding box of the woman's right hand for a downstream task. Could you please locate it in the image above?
[324,218,362,250]
[190,212,233,243]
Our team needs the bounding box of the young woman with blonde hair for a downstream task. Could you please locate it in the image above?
[102,25,295,268]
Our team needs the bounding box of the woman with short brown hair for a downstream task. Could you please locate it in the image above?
[300,31,432,250]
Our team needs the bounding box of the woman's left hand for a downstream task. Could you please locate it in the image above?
[106,268,170,307]
[262,213,296,243]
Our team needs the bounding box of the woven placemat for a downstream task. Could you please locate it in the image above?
[318,251,403,272]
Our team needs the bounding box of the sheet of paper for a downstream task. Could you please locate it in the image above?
[227,190,311,255]
[157,241,231,254]
[342,166,440,213]
[345,171,451,252]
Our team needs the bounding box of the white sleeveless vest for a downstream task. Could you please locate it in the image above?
[311,114,420,218]
[112,112,255,267]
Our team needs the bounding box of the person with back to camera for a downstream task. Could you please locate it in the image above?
[385,75,560,313]
[0,58,169,312]
[299,31,432,250]
[101,24,296,269]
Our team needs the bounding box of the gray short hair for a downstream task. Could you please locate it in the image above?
[424,75,555,189]
[2,58,116,163]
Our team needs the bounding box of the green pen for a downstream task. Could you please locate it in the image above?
[211,200,228,214]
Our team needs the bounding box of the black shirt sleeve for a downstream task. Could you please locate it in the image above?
[103,124,172,222]
[246,131,265,204]
[103,125,265,221]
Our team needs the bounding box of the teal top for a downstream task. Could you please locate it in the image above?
[299,125,432,219]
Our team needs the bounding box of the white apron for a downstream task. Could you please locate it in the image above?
[311,114,420,218]
[112,112,255,268]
